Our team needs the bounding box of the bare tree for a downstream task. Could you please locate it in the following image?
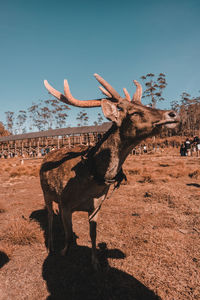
[93,112,104,126]
[141,73,167,108]
[170,92,200,136]
[5,111,15,134]
[28,99,70,131]
[55,112,68,128]
[16,110,27,133]
[76,110,89,126]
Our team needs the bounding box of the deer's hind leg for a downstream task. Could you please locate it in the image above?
[43,191,57,253]
[60,205,73,256]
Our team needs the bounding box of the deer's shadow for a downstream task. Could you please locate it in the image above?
[0,251,9,268]
[187,183,200,188]
[30,209,160,300]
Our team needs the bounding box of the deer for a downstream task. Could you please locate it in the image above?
[40,73,179,270]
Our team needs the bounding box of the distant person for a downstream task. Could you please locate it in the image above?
[180,142,185,156]
[197,141,200,157]
[143,144,147,154]
[184,138,191,156]
[193,136,200,157]
[97,133,102,142]
[41,148,45,156]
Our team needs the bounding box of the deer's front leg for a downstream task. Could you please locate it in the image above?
[88,194,106,270]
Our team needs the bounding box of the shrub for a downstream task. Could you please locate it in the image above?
[188,169,200,179]
[0,218,43,246]
[140,174,155,183]
[9,165,39,177]
[126,168,141,175]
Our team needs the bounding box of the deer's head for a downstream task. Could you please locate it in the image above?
[44,74,179,141]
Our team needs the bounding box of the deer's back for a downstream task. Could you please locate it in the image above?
[40,146,88,197]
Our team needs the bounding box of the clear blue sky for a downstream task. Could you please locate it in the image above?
[1,0,200,128]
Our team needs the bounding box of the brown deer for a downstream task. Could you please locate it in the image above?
[40,73,179,270]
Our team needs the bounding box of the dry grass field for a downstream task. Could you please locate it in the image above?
[0,149,199,300]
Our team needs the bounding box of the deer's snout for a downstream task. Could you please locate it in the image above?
[163,110,179,122]
[153,110,179,128]
[167,111,177,119]
[160,110,180,128]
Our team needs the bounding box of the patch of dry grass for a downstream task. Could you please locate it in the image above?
[0,160,40,177]
[126,168,141,175]
[188,169,200,179]
[140,174,155,183]
[0,155,199,299]
[2,166,12,173]
[0,162,12,175]
[165,163,193,178]
[126,164,172,183]
[0,202,6,213]
[169,166,200,179]
[0,218,43,246]
[9,165,40,177]
[143,187,177,208]
[174,160,186,167]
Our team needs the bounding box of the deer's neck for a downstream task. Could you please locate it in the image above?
[91,123,139,181]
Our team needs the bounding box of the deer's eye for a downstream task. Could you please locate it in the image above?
[117,105,123,111]
[117,107,123,111]
[130,111,142,116]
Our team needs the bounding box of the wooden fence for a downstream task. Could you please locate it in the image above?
[0,123,111,157]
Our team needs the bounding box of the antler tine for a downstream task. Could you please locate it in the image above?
[94,73,122,102]
[123,88,131,102]
[44,80,71,105]
[64,80,102,107]
[99,86,112,98]
[44,79,102,108]
[132,80,142,103]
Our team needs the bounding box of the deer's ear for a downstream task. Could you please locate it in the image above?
[101,99,122,126]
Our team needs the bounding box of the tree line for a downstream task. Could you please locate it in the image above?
[3,99,104,135]
[1,73,200,136]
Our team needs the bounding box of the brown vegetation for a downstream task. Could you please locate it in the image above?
[0,218,43,246]
[0,159,40,177]
[189,169,200,179]
[0,152,199,299]
[0,122,10,136]
[9,165,40,177]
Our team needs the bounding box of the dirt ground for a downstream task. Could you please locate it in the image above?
[0,150,199,300]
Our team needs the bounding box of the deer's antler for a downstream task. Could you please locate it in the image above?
[96,74,142,103]
[123,88,131,102]
[44,74,142,107]
[64,79,103,107]
[132,80,142,103]
[44,74,122,107]
[94,73,122,102]
[99,84,131,102]
[98,86,112,98]
[44,79,102,108]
